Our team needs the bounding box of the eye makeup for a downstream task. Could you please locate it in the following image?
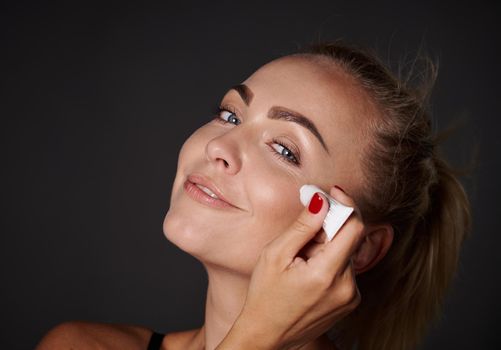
[210,105,302,167]
[269,138,301,165]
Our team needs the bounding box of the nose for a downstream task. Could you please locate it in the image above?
[205,133,243,175]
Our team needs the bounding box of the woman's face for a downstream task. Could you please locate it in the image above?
[163,56,375,275]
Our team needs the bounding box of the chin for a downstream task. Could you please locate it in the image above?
[162,209,257,276]
[162,207,207,257]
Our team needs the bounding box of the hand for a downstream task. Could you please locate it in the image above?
[216,187,365,350]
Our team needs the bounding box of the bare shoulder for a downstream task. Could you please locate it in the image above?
[164,328,202,349]
[35,321,154,350]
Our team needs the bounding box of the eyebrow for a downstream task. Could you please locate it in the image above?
[268,106,329,152]
[230,84,253,105]
[229,84,329,153]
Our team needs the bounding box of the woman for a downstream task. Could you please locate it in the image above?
[36,42,470,350]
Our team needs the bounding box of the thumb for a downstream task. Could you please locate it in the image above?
[266,192,329,267]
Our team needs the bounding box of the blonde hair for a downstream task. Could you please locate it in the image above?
[297,42,471,349]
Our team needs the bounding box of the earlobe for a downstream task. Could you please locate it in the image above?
[352,224,394,275]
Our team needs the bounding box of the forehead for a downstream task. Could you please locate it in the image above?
[242,56,377,161]
[243,56,376,139]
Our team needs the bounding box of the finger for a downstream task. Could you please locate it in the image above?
[267,191,329,266]
[329,186,361,218]
[311,187,366,271]
[336,263,361,309]
[298,240,324,260]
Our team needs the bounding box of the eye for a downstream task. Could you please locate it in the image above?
[217,108,241,125]
[271,142,299,165]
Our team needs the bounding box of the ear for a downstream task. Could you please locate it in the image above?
[352,224,394,275]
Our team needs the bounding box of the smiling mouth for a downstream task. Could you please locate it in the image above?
[195,184,219,199]
[183,179,237,210]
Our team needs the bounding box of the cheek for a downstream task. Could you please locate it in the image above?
[168,125,215,202]
[256,180,301,227]
[244,165,304,248]
[162,123,308,274]
[162,126,214,250]
[177,126,209,168]
[201,167,305,275]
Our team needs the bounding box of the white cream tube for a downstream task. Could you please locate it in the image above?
[299,184,354,241]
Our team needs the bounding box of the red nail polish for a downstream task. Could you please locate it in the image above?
[308,193,323,214]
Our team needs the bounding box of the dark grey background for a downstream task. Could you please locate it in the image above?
[1,1,499,349]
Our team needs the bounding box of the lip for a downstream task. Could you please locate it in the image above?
[184,174,238,210]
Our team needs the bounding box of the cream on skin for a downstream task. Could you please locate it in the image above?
[162,56,378,350]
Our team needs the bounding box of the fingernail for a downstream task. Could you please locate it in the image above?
[334,185,345,193]
[308,193,323,214]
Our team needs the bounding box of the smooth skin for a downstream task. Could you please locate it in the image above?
[36,190,369,350]
[36,56,393,350]
[216,188,368,350]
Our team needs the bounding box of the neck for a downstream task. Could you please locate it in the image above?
[193,264,335,350]
[202,264,251,350]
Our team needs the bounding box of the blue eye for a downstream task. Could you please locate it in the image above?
[211,105,301,166]
[218,109,241,125]
[271,142,299,165]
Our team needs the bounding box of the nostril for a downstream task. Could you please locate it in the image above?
[223,160,229,167]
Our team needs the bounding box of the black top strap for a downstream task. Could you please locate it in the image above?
[147,331,165,350]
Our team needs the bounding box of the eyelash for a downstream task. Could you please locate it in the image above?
[270,138,301,166]
[211,105,240,125]
[211,105,301,166]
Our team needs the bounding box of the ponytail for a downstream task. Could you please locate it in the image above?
[333,152,471,350]
[299,42,471,349]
